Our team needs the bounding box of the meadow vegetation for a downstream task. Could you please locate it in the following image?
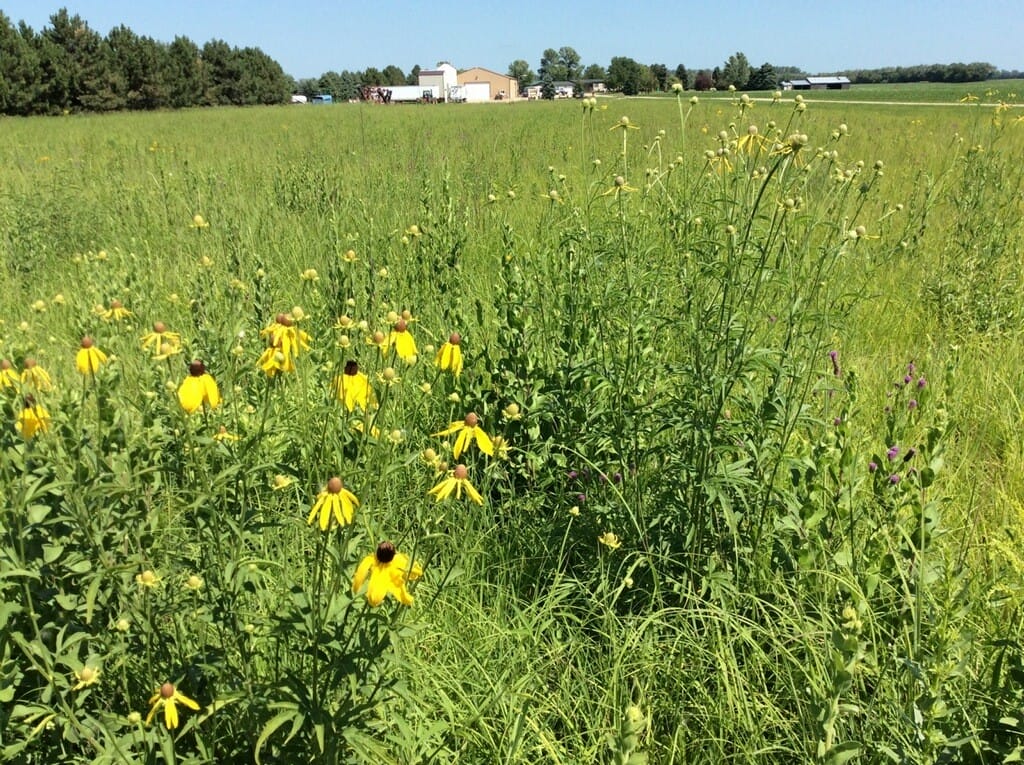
[1,86,1024,763]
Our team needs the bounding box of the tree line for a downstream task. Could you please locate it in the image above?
[508,49,1007,98]
[0,9,290,115]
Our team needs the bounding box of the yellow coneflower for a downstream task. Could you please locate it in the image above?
[434,332,463,377]
[101,299,132,322]
[146,682,200,729]
[352,541,423,606]
[72,666,100,691]
[388,319,417,361]
[0,359,18,389]
[75,336,108,376]
[432,412,494,459]
[177,360,220,414]
[331,360,375,412]
[259,312,310,366]
[306,477,359,532]
[428,463,484,505]
[20,358,53,392]
[16,399,50,439]
[141,322,181,358]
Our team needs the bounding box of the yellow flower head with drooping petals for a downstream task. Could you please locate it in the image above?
[213,425,239,443]
[141,322,181,358]
[432,412,493,460]
[101,299,133,322]
[388,319,417,361]
[598,531,622,550]
[352,541,423,606]
[259,312,311,366]
[610,115,640,132]
[331,360,376,412]
[428,463,484,505]
[146,682,200,730]
[0,359,18,389]
[257,345,295,377]
[16,399,50,439]
[306,476,360,531]
[435,332,463,377]
[177,360,220,414]
[72,666,100,691]
[75,336,108,376]
[20,359,53,392]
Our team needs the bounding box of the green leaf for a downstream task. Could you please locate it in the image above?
[255,707,303,765]
[824,741,862,765]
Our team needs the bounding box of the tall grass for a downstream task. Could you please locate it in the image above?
[1,91,1023,763]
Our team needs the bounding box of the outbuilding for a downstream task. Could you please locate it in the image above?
[419,63,458,102]
[781,76,851,90]
[456,67,519,100]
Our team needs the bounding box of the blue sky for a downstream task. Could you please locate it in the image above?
[4,1,1022,80]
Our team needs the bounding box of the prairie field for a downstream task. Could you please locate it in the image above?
[1,86,1024,763]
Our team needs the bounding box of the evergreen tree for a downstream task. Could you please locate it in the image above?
[746,62,777,91]
[165,35,203,108]
[0,14,43,115]
[674,63,689,89]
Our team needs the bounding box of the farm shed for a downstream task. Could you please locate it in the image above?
[419,63,458,102]
[524,80,577,99]
[781,76,851,90]
[456,66,518,100]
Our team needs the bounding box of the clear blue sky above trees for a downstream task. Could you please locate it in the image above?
[4,0,1022,80]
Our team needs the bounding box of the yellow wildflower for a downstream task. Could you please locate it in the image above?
[610,115,640,131]
[141,322,181,357]
[75,336,108,376]
[0,359,18,389]
[136,569,160,588]
[178,360,220,414]
[388,319,417,361]
[101,299,132,322]
[331,360,376,412]
[352,541,423,606]
[598,531,622,550]
[190,214,210,229]
[306,476,359,532]
[428,463,484,505]
[433,412,494,459]
[434,332,463,376]
[257,345,294,377]
[213,425,240,442]
[72,666,100,691]
[601,175,638,198]
[20,359,53,392]
[259,312,310,365]
[16,400,50,439]
[146,682,200,730]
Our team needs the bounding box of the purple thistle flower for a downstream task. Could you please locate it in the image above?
[613,472,623,484]
[917,377,927,389]
[903,375,912,384]
[833,417,842,426]
[907,361,916,374]
[576,493,586,504]
[889,473,901,484]
[908,399,918,410]
[568,470,578,482]
[868,461,878,472]
[828,350,841,377]
[887,445,899,461]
